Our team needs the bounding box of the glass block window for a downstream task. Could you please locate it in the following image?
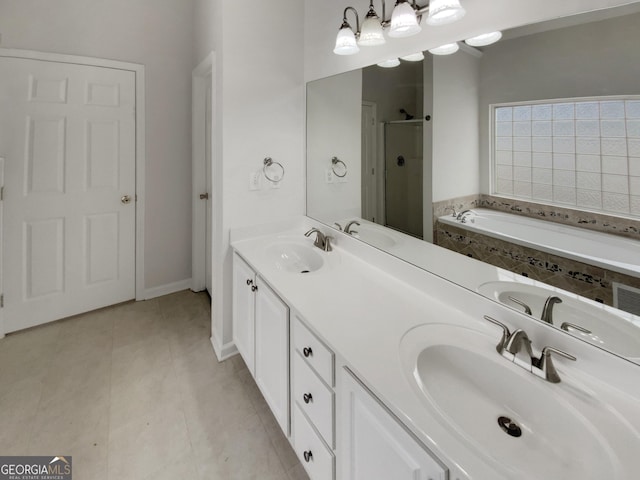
[492,98,640,216]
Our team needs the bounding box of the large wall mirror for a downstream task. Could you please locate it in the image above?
[306,3,640,364]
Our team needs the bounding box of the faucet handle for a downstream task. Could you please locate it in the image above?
[483,315,511,354]
[323,235,334,252]
[560,322,592,334]
[534,346,576,383]
[334,223,343,231]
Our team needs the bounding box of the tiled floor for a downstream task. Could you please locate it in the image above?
[0,290,308,480]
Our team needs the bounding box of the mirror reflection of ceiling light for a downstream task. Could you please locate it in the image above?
[377,58,401,68]
[465,31,503,47]
[400,52,425,61]
[334,0,466,55]
[428,42,460,55]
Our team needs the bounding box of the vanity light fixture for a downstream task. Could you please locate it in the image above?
[428,42,460,55]
[400,51,425,61]
[333,0,466,56]
[465,30,502,47]
[333,7,360,55]
[425,0,466,26]
[377,58,401,68]
[359,1,387,46]
[389,0,422,38]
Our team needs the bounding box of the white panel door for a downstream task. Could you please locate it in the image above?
[254,276,290,435]
[0,57,136,332]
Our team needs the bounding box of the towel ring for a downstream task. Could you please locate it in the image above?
[331,157,347,178]
[263,157,285,183]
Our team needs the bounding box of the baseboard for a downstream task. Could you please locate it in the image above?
[143,278,192,300]
[210,333,238,362]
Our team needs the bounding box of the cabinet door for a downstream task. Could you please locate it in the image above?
[339,368,446,480]
[255,276,290,435]
[232,253,256,374]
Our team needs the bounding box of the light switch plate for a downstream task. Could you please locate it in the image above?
[325,169,334,184]
[249,171,261,191]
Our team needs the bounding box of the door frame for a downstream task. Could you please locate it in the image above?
[0,48,146,337]
[191,52,216,293]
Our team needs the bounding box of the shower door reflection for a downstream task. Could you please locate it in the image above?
[384,121,424,238]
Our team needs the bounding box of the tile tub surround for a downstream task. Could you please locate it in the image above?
[435,221,640,307]
[0,291,307,480]
[433,194,640,242]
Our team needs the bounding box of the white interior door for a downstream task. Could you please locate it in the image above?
[0,56,136,333]
[361,102,378,223]
[205,74,212,294]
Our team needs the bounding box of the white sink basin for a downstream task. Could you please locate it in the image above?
[478,281,640,358]
[265,241,324,274]
[400,323,636,479]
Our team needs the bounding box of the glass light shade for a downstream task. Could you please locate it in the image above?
[359,16,386,46]
[428,42,460,55]
[377,58,401,68]
[333,25,360,55]
[426,0,466,26]
[388,1,422,38]
[465,31,503,47]
[400,52,425,62]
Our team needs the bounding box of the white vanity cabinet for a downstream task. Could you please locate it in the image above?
[232,252,290,435]
[292,316,336,480]
[339,368,446,480]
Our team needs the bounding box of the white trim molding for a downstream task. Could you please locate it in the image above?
[144,278,192,300]
[210,331,238,362]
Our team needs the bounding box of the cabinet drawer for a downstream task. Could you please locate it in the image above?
[293,316,334,386]
[293,351,334,447]
[293,403,335,480]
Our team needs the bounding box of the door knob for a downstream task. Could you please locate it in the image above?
[121,195,132,204]
[199,193,209,200]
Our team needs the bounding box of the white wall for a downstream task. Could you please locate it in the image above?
[304,0,634,82]
[209,0,305,355]
[0,0,195,291]
[432,50,480,202]
[307,70,362,223]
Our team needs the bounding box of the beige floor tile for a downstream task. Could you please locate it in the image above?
[287,463,311,480]
[141,450,199,480]
[194,412,288,480]
[111,335,173,387]
[38,355,111,412]
[109,360,183,432]
[107,403,191,480]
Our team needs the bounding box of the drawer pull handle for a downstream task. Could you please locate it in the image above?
[246,279,253,286]
[303,393,313,404]
[251,285,258,292]
[303,347,313,358]
[303,450,313,463]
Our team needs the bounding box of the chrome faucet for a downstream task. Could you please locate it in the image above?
[344,220,360,235]
[541,296,562,324]
[456,210,472,223]
[305,228,334,252]
[333,222,343,231]
[484,315,575,382]
[445,206,458,217]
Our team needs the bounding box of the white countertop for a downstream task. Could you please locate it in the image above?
[230,217,640,480]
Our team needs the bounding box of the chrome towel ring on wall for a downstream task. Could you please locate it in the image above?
[331,156,347,178]
[263,157,285,183]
